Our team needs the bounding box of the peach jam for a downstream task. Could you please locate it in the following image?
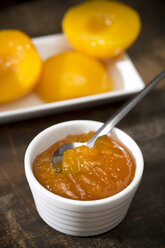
[33,132,135,200]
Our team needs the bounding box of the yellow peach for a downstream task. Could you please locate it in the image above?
[36,51,112,102]
[62,1,141,58]
[0,30,42,103]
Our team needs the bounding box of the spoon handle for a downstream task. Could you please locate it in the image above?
[87,71,165,148]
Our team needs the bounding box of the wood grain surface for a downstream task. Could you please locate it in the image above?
[0,0,165,247]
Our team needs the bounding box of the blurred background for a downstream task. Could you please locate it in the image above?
[0,0,164,83]
[0,1,165,247]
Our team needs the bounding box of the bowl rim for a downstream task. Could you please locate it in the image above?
[24,120,144,207]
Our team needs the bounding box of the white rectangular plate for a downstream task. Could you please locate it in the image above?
[0,34,144,124]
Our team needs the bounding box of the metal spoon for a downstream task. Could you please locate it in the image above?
[51,71,165,173]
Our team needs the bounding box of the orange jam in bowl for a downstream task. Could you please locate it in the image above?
[33,132,135,201]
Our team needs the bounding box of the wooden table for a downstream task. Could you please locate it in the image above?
[0,0,165,247]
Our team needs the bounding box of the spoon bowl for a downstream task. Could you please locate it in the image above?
[51,142,87,173]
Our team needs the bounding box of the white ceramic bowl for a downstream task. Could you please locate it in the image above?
[24,120,144,236]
